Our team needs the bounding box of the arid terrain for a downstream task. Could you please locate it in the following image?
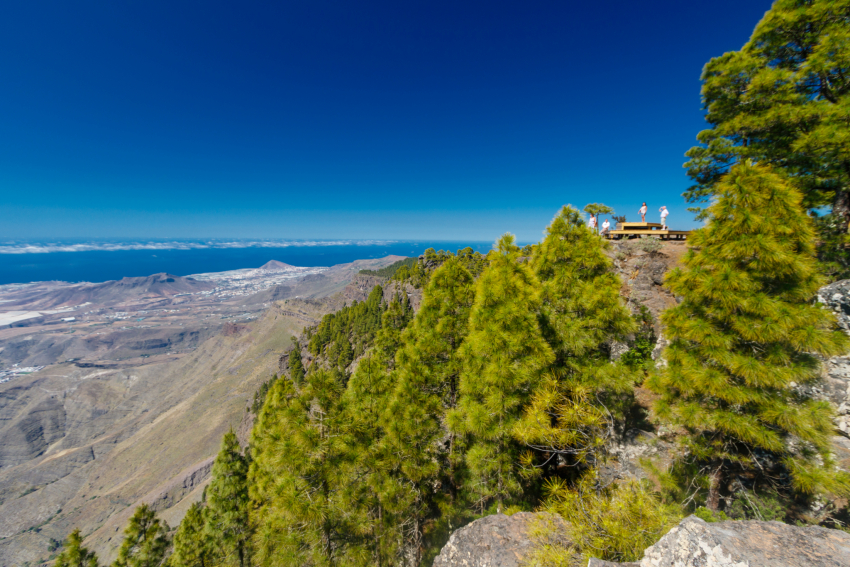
[0,255,403,566]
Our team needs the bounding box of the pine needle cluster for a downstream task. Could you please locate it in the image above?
[516,206,637,470]
[648,163,850,508]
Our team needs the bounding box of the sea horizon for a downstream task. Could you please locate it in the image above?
[0,239,497,286]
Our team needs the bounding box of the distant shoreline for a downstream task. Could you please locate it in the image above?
[0,241,494,286]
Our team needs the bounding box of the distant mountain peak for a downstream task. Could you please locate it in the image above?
[260,260,297,271]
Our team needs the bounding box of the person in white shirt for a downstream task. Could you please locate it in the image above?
[639,202,647,222]
[588,214,597,231]
[601,218,610,236]
[659,206,669,229]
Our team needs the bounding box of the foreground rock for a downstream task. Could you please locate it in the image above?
[432,512,570,567]
[635,515,850,567]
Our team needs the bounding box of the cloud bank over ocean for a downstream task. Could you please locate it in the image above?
[0,240,396,254]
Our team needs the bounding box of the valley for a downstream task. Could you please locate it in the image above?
[0,255,403,566]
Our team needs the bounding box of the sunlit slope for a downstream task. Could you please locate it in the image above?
[0,300,332,565]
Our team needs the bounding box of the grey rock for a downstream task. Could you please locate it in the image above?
[610,341,630,361]
[639,515,850,567]
[817,280,850,434]
[818,279,850,333]
[588,559,639,567]
[433,512,571,567]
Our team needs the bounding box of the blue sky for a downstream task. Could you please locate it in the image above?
[0,0,773,242]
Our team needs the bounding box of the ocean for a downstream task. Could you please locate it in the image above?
[0,240,495,285]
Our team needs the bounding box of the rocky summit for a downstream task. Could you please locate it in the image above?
[432,512,570,567]
[639,515,850,567]
[433,514,850,567]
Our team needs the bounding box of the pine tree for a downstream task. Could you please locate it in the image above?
[249,369,351,566]
[339,352,400,566]
[515,205,637,469]
[647,163,850,510]
[55,529,99,567]
[374,293,411,365]
[382,257,477,561]
[205,430,252,567]
[289,339,305,385]
[112,504,169,567]
[516,206,635,468]
[684,1,850,232]
[449,234,554,513]
[170,502,212,567]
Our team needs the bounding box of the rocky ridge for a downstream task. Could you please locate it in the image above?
[433,244,850,567]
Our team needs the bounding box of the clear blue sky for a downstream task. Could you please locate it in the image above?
[1,0,773,242]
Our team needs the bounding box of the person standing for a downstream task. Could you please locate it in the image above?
[588,214,597,232]
[601,218,610,236]
[639,202,647,222]
[659,206,669,229]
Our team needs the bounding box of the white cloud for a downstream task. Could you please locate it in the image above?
[0,240,396,254]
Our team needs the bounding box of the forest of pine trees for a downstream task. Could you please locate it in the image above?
[50,3,850,564]
[57,164,850,565]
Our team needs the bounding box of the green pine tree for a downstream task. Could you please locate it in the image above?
[289,339,305,385]
[169,502,212,567]
[374,293,411,365]
[249,369,350,566]
[515,205,637,469]
[205,430,252,567]
[55,529,99,567]
[382,257,477,562]
[647,163,850,510]
[112,504,170,567]
[449,234,554,513]
[340,352,400,566]
[683,0,850,273]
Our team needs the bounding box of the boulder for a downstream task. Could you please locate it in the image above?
[639,515,850,567]
[432,512,570,567]
[818,279,850,333]
[817,280,850,434]
[588,559,639,567]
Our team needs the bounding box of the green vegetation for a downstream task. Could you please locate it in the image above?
[112,504,170,567]
[288,338,305,384]
[250,374,278,414]
[648,163,850,510]
[306,285,386,367]
[683,0,850,275]
[69,5,850,563]
[393,247,488,287]
[528,476,681,565]
[116,180,844,566]
[359,256,418,278]
[205,430,253,567]
[450,234,554,514]
[170,502,212,567]
[516,206,638,471]
[55,529,98,567]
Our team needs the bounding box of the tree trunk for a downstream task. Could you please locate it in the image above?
[707,461,724,512]
[834,186,850,233]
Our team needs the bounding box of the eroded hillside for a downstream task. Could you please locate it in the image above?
[0,257,403,566]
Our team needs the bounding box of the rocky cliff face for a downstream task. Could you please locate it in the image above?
[432,512,570,567]
[433,251,850,567]
[433,513,850,567]
[638,515,850,567]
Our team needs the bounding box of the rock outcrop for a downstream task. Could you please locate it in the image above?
[432,512,570,567]
[636,515,850,567]
[434,514,850,567]
[818,280,850,333]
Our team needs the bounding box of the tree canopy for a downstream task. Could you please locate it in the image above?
[685,0,850,228]
[649,162,850,509]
